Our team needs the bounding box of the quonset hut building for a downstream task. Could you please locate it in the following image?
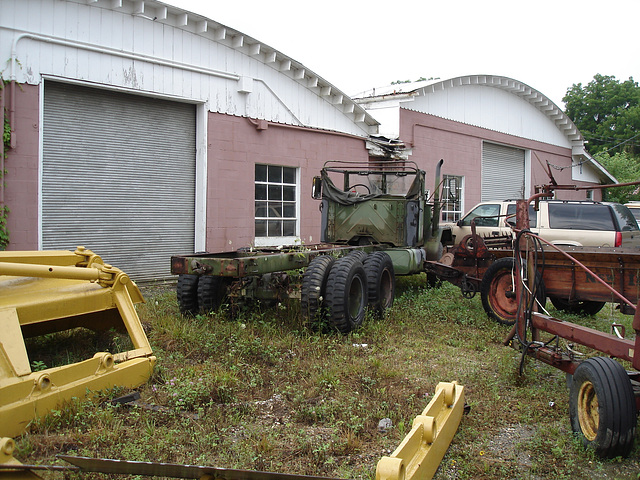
[1,0,613,280]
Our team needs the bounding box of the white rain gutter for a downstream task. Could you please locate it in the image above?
[7,29,241,147]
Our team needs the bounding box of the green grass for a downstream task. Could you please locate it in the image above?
[13,276,640,479]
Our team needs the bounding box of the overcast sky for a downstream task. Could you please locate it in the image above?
[174,0,639,108]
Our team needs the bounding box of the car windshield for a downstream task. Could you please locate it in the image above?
[460,204,500,227]
[611,204,640,231]
[548,203,615,230]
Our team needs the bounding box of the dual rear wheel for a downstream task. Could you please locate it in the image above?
[301,251,395,333]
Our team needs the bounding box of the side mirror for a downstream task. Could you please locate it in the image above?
[456,219,463,227]
[312,176,322,199]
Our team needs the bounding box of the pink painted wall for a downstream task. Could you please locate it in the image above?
[399,109,602,212]
[205,113,369,252]
[3,83,39,250]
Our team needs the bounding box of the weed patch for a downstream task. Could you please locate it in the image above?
[11,280,640,479]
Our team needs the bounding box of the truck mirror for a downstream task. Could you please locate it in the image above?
[311,177,322,200]
[312,176,322,199]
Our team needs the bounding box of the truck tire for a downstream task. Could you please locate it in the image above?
[177,274,199,316]
[197,276,230,313]
[301,255,336,326]
[325,255,367,333]
[346,250,368,263]
[480,257,545,326]
[363,252,395,316]
[549,296,606,316]
[569,357,636,458]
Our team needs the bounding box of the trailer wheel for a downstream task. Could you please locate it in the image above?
[480,257,545,326]
[549,297,606,316]
[363,252,395,316]
[177,274,199,316]
[326,255,367,333]
[197,276,230,313]
[301,255,336,326]
[569,357,636,458]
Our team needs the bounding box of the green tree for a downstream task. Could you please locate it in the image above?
[595,152,640,203]
[563,74,640,156]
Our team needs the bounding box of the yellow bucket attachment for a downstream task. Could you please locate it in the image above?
[0,247,156,438]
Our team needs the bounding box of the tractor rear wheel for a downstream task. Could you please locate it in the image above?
[363,252,395,316]
[325,255,367,333]
[480,257,545,326]
[177,274,199,316]
[569,357,636,458]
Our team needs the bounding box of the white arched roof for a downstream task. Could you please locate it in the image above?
[2,0,379,136]
[356,75,581,147]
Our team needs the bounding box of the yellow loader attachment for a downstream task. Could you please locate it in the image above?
[0,247,156,438]
[376,381,465,480]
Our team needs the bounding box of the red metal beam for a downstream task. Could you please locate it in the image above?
[531,313,639,368]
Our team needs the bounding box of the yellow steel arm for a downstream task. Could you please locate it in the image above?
[376,381,465,480]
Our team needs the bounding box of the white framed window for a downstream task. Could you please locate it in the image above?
[441,175,464,222]
[254,164,299,246]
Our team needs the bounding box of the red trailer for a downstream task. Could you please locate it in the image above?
[507,192,640,458]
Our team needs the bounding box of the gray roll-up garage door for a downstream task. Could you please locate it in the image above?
[481,142,525,201]
[42,81,196,281]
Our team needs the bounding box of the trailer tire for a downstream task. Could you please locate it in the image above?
[549,297,606,316]
[301,255,336,326]
[198,276,230,313]
[326,255,367,333]
[480,257,545,326]
[363,252,395,316]
[569,357,636,458]
[177,274,199,316]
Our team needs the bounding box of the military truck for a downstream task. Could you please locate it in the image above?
[171,160,448,333]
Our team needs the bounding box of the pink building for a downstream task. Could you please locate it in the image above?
[1,1,612,280]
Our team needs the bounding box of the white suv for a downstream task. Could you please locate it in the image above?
[447,200,640,248]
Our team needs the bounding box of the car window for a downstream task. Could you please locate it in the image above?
[548,203,615,230]
[611,204,640,231]
[630,209,640,223]
[460,204,500,227]
[505,204,538,228]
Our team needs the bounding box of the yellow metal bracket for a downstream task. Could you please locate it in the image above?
[376,381,465,480]
[0,248,155,438]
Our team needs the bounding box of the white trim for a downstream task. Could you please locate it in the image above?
[195,103,208,252]
[37,80,44,249]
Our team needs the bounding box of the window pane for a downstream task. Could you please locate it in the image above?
[268,220,282,236]
[268,202,282,218]
[255,201,267,217]
[283,185,296,201]
[283,203,296,218]
[283,220,296,236]
[549,204,614,230]
[255,164,267,182]
[255,219,267,237]
[283,167,295,184]
[254,164,299,240]
[268,185,282,201]
[268,165,282,183]
[255,184,267,200]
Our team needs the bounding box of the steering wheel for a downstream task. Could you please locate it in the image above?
[347,183,371,194]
